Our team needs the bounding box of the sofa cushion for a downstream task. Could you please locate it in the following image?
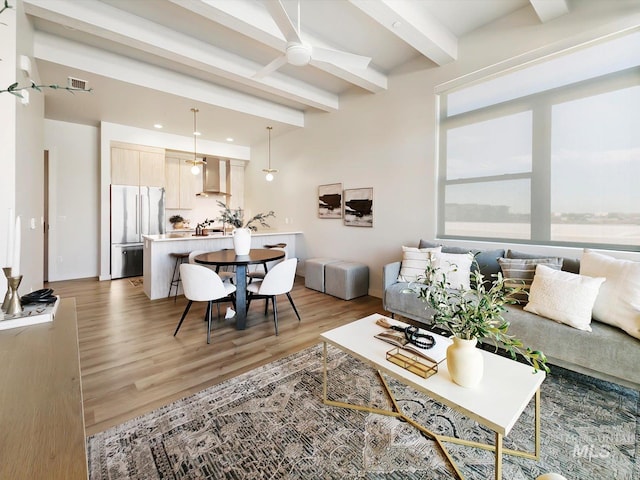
[580,249,640,339]
[418,240,505,288]
[384,281,434,321]
[397,246,441,283]
[432,251,473,290]
[507,249,580,274]
[498,257,563,303]
[523,265,605,331]
[495,305,640,387]
[474,249,507,288]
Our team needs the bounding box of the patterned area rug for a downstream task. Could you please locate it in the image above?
[87,344,639,479]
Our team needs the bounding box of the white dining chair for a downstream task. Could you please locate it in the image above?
[246,258,300,335]
[174,264,237,344]
[247,247,287,283]
[189,250,235,284]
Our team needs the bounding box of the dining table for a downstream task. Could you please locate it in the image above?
[194,248,286,330]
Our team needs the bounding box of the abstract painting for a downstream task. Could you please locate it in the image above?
[344,188,373,227]
[318,183,343,219]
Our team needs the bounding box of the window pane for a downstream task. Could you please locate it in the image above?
[444,180,531,240]
[551,86,640,246]
[446,112,532,180]
[448,31,640,116]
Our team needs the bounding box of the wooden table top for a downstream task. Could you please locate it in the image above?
[194,248,285,266]
[0,298,87,479]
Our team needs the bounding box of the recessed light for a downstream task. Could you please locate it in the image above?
[154,124,163,129]
[193,131,201,136]
[226,137,234,142]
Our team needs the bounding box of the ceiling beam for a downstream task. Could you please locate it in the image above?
[33,32,305,127]
[23,0,339,112]
[349,0,458,66]
[529,0,570,23]
[174,0,387,93]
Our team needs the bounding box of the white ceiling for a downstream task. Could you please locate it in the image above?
[23,0,569,147]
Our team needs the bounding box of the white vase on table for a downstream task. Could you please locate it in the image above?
[446,336,484,388]
[232,228,251,255]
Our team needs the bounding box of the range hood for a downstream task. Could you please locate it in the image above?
[202,158,230,195]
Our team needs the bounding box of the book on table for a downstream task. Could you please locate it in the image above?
[375,327,452,364]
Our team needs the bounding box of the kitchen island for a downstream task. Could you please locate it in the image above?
[142,231,302,300]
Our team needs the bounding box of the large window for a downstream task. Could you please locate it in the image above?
[437,30,640,250]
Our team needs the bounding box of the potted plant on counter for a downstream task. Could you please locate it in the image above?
[406,257,549,388]
[215,201,275,255]
[169,215,185,230]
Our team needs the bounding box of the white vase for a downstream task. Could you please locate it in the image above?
[446,336,484,388]
[232,228,251,255]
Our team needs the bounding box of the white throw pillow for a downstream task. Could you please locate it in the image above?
[524,265,605,331]
[397,246,441,282]
[432,251,473,290]
[579,249,640,339]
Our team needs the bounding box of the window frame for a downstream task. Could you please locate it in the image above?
[437,64,640,252]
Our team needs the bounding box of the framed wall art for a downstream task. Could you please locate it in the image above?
[343,188,373,227]
[318,183,343,219]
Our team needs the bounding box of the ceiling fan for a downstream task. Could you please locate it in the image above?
[254,0,372,78]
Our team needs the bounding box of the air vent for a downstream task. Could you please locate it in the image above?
[67,76,89,90]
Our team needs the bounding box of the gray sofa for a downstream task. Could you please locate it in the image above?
[383,245,640,390]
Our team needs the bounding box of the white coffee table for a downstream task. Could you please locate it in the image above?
[320,313,546,480]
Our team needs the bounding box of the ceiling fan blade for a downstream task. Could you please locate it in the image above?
[253,55,288,79]
[265,0,302,44]
[312,46,372,70]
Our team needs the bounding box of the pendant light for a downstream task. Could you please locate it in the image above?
[188,107,206,175]
[263,126,278,182]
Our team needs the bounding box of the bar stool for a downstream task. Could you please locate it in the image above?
[168,252,190,301]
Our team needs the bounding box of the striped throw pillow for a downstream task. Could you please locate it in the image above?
[397,246,441,283]
[498,257,563,304]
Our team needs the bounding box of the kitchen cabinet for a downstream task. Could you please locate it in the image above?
[165,153,196,209]
[111,143,165,187]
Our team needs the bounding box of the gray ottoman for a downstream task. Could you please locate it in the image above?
[325,261,369,300]
[305,258,341,292]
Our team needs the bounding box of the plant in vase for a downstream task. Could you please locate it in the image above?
[169,215,185,229]
[215,201,275,254]
[215,201,275,231]
[406,256,549,387]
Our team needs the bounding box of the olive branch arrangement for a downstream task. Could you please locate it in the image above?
[1,2,92,97]
[406,257,549,373]
[1,80,93,98]
[215,200,275,232]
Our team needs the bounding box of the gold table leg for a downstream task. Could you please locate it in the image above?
[321,342,542,480]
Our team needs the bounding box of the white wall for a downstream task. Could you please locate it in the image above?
[44,120,99,281]
[0,2,17,296]
[245,2,640,298]
[1,1,54,296]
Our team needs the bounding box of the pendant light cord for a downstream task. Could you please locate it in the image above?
[267,126,272,169]
[192,107,199,164]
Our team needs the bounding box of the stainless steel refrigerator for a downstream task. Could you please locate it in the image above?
[111,185,166,279]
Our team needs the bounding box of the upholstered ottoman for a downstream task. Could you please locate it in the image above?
[305,258,341,292]
[325,261,369,300]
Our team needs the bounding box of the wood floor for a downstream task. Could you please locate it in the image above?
[46,275,385,436]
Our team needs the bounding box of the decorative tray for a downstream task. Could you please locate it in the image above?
[386,347,438,379]
[0,296,60,330]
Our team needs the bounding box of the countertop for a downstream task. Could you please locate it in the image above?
[0,298,87,479]
[143,231,303,242]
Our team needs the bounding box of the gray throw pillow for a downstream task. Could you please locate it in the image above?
[498,257,563,304]
[507,249,580,274]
